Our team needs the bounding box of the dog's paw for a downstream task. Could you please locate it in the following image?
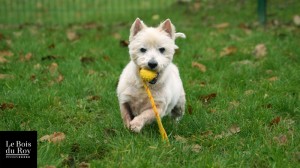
[130,119,144,133]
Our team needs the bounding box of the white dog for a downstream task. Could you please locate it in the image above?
[117,18,186,133]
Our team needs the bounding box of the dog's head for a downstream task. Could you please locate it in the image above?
[128,18,185,72]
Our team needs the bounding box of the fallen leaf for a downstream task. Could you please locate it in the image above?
[39,135,51,142]
[294,152,300,162]
[273,134,287,145]
[103,55,110,61]
[262,104,272,109]
[214,132,225,139]
[25,53,32,60]
[174,135,187,143]
[62,156,75,168]
[285,119,295,128]
[270,19,280,26]
[231,60,253,66]
[270,116,281,126]
[0,33,5,41]
[0,103,14,110]
[51,132,66,143]
[187,105,193,115]
[215,125,240,140]
[70,143,80,153]
[80,57,95,64]
[34,63,41,70]
[200,81,206,87]
[41,55,57,61]
[238,23,252,34]
[0,74,14,79]
[213,22,230,29]
[220,46,237,57]
[0,50,13,63]
[230,34,242,41]
[87,95,100,102]
[20,121,30,129]
[200,93,217,104]
[0,50,13,57]
[19,52,32,62]
[293,15,300,26]
[209,108,217,113]
[48,63,58,74]
[30,74,36,82]
[43,166,56,168]
[48,43,55,49]
[56,74,64,83]
[67,31,79,41]
[192,62,206,72]
[82,22,99,29]
[0,56,9,63]
[228,101,239,110]
[229,125,240,134]
[253,44,267,58]
[39,132,66,143]
[28,26,39,35]
[6,39,12,47]
[112,33,121,40]
[244,90,254,95]
[229,101,240,108]
[120,40,129,47]
[87,69,97,75]
[265,70,273,74]
[79,162,90,168]
[191,144,202,153]
[268,76,278,82]
[201,130,213,137]
[192,2,201,11]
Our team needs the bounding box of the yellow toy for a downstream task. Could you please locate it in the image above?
[139,69,158,82]
[139,68,169,144]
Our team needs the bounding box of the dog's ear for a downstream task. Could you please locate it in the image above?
[159,19,176,40]
[130,18,146,41]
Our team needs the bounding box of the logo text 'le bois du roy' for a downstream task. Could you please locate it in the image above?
[6,140,32,158]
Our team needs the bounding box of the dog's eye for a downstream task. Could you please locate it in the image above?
[159,47,165,54]
[140,48,147,53]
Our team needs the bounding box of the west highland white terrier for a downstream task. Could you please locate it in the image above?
[117,18,186,133]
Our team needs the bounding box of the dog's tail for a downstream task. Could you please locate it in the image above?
[175,32,186,39]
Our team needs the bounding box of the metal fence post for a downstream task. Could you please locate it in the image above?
[258,0,267,25]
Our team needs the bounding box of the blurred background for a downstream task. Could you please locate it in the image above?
[1,0,299,33]
[0,0,295,26]
[0,0,180,25]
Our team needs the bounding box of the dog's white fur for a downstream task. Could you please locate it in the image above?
[117,18,186,133]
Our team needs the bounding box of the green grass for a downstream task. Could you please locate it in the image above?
[1,0,300,167]
[0,0,175,25]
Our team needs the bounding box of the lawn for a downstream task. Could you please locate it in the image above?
[0,0,300,167]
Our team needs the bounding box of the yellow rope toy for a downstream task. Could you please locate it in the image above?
[139,69,169,144]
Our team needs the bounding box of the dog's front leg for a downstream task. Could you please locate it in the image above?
[120,103,134,129]
[130,109,156,133]
[130,108,158,133]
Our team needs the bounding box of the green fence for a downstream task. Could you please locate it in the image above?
[0,0,177,25]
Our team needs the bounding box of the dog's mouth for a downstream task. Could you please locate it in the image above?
[139,68,160,84]
[149,73,159,84]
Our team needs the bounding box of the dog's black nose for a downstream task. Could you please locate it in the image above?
[148,60,158,69]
